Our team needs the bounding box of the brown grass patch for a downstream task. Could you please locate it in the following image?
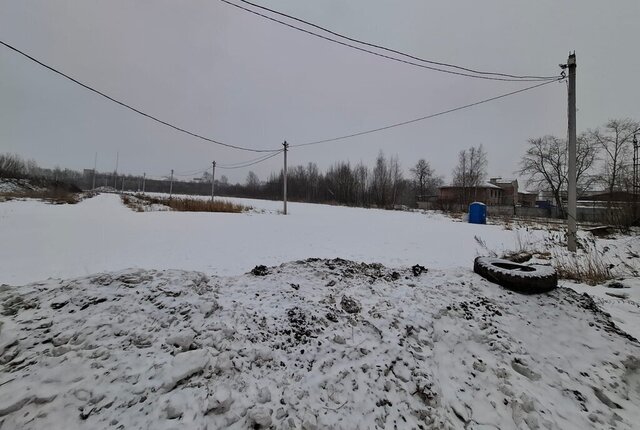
[553,251,613,286]
[1,189,82,204]
[123,194,249,213]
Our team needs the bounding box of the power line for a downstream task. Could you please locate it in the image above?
[221,0,561,82]
[0,40,280,153]
[215,151,280,168]
[232,0,558,81]
[172,152,284,178]
[217,150,283,169]
[291,77,563,148]
[174,152,283,177]
[174,167,210,177]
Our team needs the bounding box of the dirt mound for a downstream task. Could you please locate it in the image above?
[1,260,639,429]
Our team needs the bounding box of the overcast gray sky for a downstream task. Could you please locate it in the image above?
[1,0,639,185]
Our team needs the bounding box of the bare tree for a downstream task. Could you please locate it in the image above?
[353,162,369,207]
[452,144,488,203]
[371,151,390,207]
[388,155,403,206]
[411,159,432,200]
[411,159,442,200]
[519,135,598,216]
[587,118,639,195]
[306,162,320,201]
[246,171,260,192]
[201,171,212,183]
[0,153,28,178]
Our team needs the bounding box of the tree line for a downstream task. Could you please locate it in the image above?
[2,116,636,214]
[234,151,444,208]
[0,151,446,209]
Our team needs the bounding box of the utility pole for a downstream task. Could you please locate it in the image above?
[92,152,97,190]
[211,161,216,202]
[169,169,174,200]
[142,173,146,194]
[283,141,288,215]
[633,133,638,222]
[113,151,119,189]
[566,53,577,252]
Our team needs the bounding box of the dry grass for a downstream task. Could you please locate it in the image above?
[122,194,250,213]
[553,250,612,286]
[1,189,82,204]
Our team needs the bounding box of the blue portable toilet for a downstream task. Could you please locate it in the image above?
[468,202,487,224]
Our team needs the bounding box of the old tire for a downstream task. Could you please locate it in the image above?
[473,257,557,294]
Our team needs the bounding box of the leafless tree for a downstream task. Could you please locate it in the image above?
[0,153,28,178]
[411,159,432,200]
[353,162,369,206]
[371,151,390,207]
[306,162,320,201]
[519,135,598,216]
[246,171,260,192]
[452,144,488,203]
[587,118,639,195]
[389,155,403,206]
[411,159,443,201]
[201,171,212,183]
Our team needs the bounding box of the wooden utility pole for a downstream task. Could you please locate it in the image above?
[633,133,639,222]
[142,172,146,194]
[566,53,577,252]
[283,141,288,215]
[169,169,174,200]
[211,161,216,202]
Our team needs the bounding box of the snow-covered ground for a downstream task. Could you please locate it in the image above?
[0,178,45,194]
[0,193,550,286]
[1,193,639,429]
[2,260,639,429]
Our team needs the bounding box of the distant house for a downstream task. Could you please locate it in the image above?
[439,182,503,205]
[518,191,538,207]
[579,191,636,203]
[439,177,539,207]
[489,178,518,205]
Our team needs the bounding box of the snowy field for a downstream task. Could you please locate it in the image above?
[0,193,552,286]
[1,193,640,429]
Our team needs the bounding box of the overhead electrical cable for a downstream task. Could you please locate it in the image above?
[174,168,210,177]
[231,0,559,81]
[217,150,283,169]
[291,78,563,148]
[220,0,561,82]
[217,151,283,168]
[0,40,280,153]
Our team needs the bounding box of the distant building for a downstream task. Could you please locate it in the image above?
[489,178,518,205]
[439,182,503,205]
[518,191,538,207]
[438,178,540,207]
[579,191,636,203]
